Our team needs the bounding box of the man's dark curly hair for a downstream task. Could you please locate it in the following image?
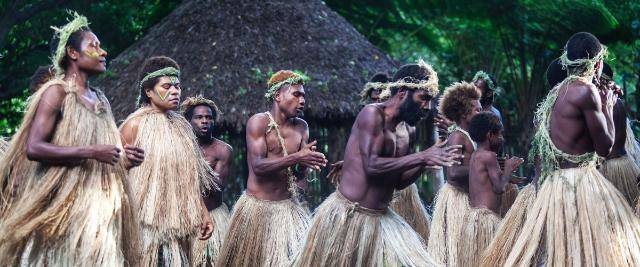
[438,81,481,123]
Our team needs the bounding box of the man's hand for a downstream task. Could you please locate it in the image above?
[435,114,454,139]
[327,160,344,186]
[504,156,524,173]
[124,145,145,169]
[295,140,327,171]
[421,140,463,167]
[91,145,121,165]
[599,84,618,110]
[198,212,214,240]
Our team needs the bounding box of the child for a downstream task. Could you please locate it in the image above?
[457,111,523,265]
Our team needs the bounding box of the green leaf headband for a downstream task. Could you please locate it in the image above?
[50,11,90,76]
[380,59,439,99]
[559,45,608,78]
[265,75,306,101]
[472,71,496,91]
[139,67,181,89]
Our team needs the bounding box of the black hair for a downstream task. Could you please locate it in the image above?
[369,72,389,83]
[565,32,602,61]
[184,104,218,121]
[389,63,433,96]
[49,26,92,71]
[469,111,502,143]
[137,56,180,106]
[29,65,54,92]
[602,62,613,78]
[545,58,566,89]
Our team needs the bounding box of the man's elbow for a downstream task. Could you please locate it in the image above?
[595,140,613,157]
[26,142,42,161]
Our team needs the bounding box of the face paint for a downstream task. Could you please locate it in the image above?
[155,87,172,101]
[84,50,100,59]
[169,76,178,84]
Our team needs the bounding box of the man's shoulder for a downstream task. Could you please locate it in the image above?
[247,112,269,128]
[290,117,309,130]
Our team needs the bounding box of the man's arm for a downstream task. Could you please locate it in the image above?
[487,154,523,194]
[445,133,470,183]
[577,84,615,157]
[246,114,325,177]
[358,106,459,179]
[26,85,119,165]
[213,142,233,189]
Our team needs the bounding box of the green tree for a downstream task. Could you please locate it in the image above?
[0,0,180,135]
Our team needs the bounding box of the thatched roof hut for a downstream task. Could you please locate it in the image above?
[96,0,397,130]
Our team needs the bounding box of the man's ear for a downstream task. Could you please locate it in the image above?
[67,46,80,61]
[274,89,282,102]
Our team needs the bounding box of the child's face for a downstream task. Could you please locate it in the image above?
[488,129,504,152]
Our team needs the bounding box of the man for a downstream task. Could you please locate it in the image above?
[459,112,523,265]
[472,70,503,122]
[293,61,461,267]
[501,32,640,265]
[359,72,389,104]
[481,58,566,266]
[181,96,232,266]
[120,56,215,266]
[427,81,482,266]
[216,70,327,266]
[0,12,142,266]
[332,69,433,242]
[597,64,640,207]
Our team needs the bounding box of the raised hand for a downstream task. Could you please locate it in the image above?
[435,114,453,139]
[295,140,328,171]
[124,144,145,169]
[504,155,524,173]
[421,139,463,167]
[91,144,121,165]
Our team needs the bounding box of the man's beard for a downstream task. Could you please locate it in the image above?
[399,96,424,126]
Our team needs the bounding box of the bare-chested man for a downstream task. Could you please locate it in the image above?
[427,81,481,266]
[216,70,327,266]
[500,32,640,266]
[597,63,640,207]
[181,96,232,266]
[294,61,461,267]
[0,12,142,265]
[458,112,523,265]
[472,71,503,123]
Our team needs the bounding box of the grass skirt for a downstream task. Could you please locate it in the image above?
[293,191,437,267]
[426,183,469,266]
[390,184,431,243]
[503,166,640,266]
[498,183,519,217]
[216,193,310,266]
[190,203,230,266]
[599,155,640,207]
[480,184,536,267]
[458,208,501,266]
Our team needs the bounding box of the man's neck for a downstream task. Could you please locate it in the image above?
[381,99,402,130]
[63,67,90,93]
[198,135,215,146]
[457,120,470,131]
[269,105,290,126]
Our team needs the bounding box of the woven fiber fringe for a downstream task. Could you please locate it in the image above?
[599,155,640,207]
[216,193,310,267]
[625,119,640,168]
[390,184,431,243]
[0,79,139,266]
[121,107,218,266]
[504,166,640,266]
[190,203,230,266]
[458,208,501,267]
[480,184,536,267]
[498,183,519,217]
[0,138,7,156]
[293,191,437,267]
[426,183,469,266]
